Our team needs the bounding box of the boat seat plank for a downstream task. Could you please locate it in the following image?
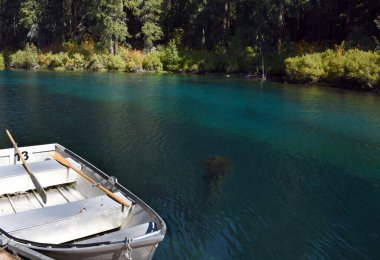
[10,193,40,213]
[0,186,87,217]
[56,185,86,202]
[0,192,131,244]
[75,222,158,244]
[0,158,81,196]
[0,197,16,216]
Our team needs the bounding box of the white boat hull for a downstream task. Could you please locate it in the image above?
[0,144,166,260]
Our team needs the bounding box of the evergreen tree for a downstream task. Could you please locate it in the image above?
[140,0,163,49]
[90,0,129,54]
[0,0,379,53]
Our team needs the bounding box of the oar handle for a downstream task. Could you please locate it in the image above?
[98,184,130,207]
[6,130,28,167]
[51,153,130,207]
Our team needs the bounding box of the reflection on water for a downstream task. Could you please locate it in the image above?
[0,71,379,259]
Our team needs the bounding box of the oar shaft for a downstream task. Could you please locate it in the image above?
[70,165,130,207]
[6,130,47,203]
[51,153,130,207]
[7,132,31,172]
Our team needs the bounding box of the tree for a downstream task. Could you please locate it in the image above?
[139,0,163,49]
[0,0,379,59]
[90,0,129,55]
[0,0,22,49]
[19,0,41,44]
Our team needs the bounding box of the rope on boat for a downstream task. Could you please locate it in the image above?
[124,237,133,260]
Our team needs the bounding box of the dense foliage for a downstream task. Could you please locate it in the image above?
[1,0,378,52]
[0,0,379,88]
[285,48,380,89]
[0,53,4,70]
[7,43,164,72]
[10,43,39,69]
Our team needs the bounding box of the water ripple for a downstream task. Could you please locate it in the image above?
[0,71,380,259]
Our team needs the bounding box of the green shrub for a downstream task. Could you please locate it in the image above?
[63,40,77,54]
[200,52,226,72]
[162,40,181,71]
[180,58,200,73]
[87,53,105,71]
[242,47,258,72]
[0,53,4,70]
[344,50,380,88]
[285,49,380,88]
[176,50,203,73]
[10,43,39,69]
[187,63,199,73]
[1,49,12,68]
[53,52,70,68]
[321,49,345,80]
[285,53,325,82]
[143,51,163,71]
[65,53,86,70]
[102,53,126,71]
[124,50,144,72]
[40,52,69,70]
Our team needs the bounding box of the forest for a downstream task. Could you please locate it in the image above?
[0,0,379,89]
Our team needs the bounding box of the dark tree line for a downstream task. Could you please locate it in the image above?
[0,0,379,53]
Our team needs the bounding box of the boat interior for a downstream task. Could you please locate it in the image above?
[0,144,158,246]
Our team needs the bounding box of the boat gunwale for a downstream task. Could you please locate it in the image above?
[0,143,166,250]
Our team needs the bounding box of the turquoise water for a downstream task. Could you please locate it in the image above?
[0,70,380,259]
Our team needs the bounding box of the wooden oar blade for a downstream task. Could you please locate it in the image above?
[28,171,47,203]
[50,152,71,168]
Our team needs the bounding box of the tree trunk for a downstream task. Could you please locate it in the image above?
[114,35,118,55]
[222,0,230,42]
[223,1,228,33]
[201,27,206,49]
[277,4,284,53]
[110,37,114,55]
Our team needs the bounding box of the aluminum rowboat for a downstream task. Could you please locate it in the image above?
[0,143,166,259]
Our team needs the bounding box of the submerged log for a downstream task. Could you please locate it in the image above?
[203,156,232,178]
[202,156,233,207]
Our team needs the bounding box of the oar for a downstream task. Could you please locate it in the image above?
[6,130,47,204]
[50,152,130,207]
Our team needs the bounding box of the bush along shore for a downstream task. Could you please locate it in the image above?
[285,46,380,90]
[0,41,379,91]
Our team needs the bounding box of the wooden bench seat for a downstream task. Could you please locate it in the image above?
[0,192,131,244]
[0,158,81,196]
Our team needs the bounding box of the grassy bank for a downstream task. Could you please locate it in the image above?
[1,42,379,90]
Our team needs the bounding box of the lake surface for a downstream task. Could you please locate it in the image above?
[0,70,379,259]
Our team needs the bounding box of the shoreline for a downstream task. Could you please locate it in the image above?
[1,68,378,93]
